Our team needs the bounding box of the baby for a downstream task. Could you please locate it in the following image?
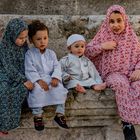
[60,34,106,93]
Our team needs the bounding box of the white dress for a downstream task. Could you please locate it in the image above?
[25,47,68,108]
[59,53,103,89]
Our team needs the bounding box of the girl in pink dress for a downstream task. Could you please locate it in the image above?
[85,5,140,140]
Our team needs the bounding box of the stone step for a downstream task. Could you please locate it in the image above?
[0,89,124,140]
[0,127,118,140]
[20,89,118,128]
[7,89,122,140]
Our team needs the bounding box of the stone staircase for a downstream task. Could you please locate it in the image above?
[1,89,121,140]
[2,89,140,140]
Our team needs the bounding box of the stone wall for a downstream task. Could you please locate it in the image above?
[0,0,140,15]
[0,14,140,59]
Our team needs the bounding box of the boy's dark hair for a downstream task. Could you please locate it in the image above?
[28,20,49,40]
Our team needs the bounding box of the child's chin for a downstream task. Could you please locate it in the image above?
[78,54,83,57]
[113,31,122,34]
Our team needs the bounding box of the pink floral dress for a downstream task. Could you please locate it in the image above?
[85,5,140,124]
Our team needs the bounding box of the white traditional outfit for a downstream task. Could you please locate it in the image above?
[25,48,68,114]
[60,34,103,90]
[60,53,103,89]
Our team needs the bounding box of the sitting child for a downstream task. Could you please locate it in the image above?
[60,34,106,93]
[25,20,69,131]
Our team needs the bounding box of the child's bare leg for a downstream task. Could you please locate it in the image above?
[75,84,86,93]
[93,82,106,91]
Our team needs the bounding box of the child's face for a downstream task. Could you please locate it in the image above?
[31,30,48,53]
[109,12,125,34]
[69,41,85,57]
[15,29,28,46]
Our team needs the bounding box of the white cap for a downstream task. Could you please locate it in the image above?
[67,34,85,47]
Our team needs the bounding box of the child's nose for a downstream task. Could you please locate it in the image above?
[114,22,118,27]
[79,47,83,49]
[41,40,44,44]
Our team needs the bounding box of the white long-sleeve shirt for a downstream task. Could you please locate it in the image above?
[25,47,68,108]
[60,53,103,89]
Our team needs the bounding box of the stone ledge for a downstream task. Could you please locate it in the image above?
[3,88,124,140]
[20,88,119,129]
[5,88,140,140]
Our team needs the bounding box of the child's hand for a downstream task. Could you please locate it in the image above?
[37,80,49,91]
[63,75,72,82]
[51,78,59,87]
[24,80,34,90]
[129,70,140,81]
[101,41,117,50]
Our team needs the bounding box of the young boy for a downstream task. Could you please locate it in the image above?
[60,34,106,93]
[25,20,69,131]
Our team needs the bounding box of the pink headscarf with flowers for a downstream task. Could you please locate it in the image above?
[86,5,140,80]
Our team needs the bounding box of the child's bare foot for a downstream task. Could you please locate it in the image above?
[75,84,86,93]
[93,82,106,91]
[0,131,8,136]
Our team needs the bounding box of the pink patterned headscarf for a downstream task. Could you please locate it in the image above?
[86,5,140,79]
[91,5,138,46]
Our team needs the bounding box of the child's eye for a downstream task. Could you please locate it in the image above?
[75,45,79,48]
[109,19,115,24]
[81,45,84,48]
[117,19,122,23]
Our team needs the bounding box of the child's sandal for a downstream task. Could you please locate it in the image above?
[34,116,44,131]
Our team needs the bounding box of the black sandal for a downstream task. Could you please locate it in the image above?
[122,121,137,140]
[34,116,44,131]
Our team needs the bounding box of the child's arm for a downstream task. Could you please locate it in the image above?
[88,60,106,90]
[50,51,63,81]
[130,50,140,81]
[134,48,140,70]
[59,57,71,83]
[85,43,103,59]
[25,51,41,83]
[85,41,116,59]
[0,48,27,83]
[88,60,103,84]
